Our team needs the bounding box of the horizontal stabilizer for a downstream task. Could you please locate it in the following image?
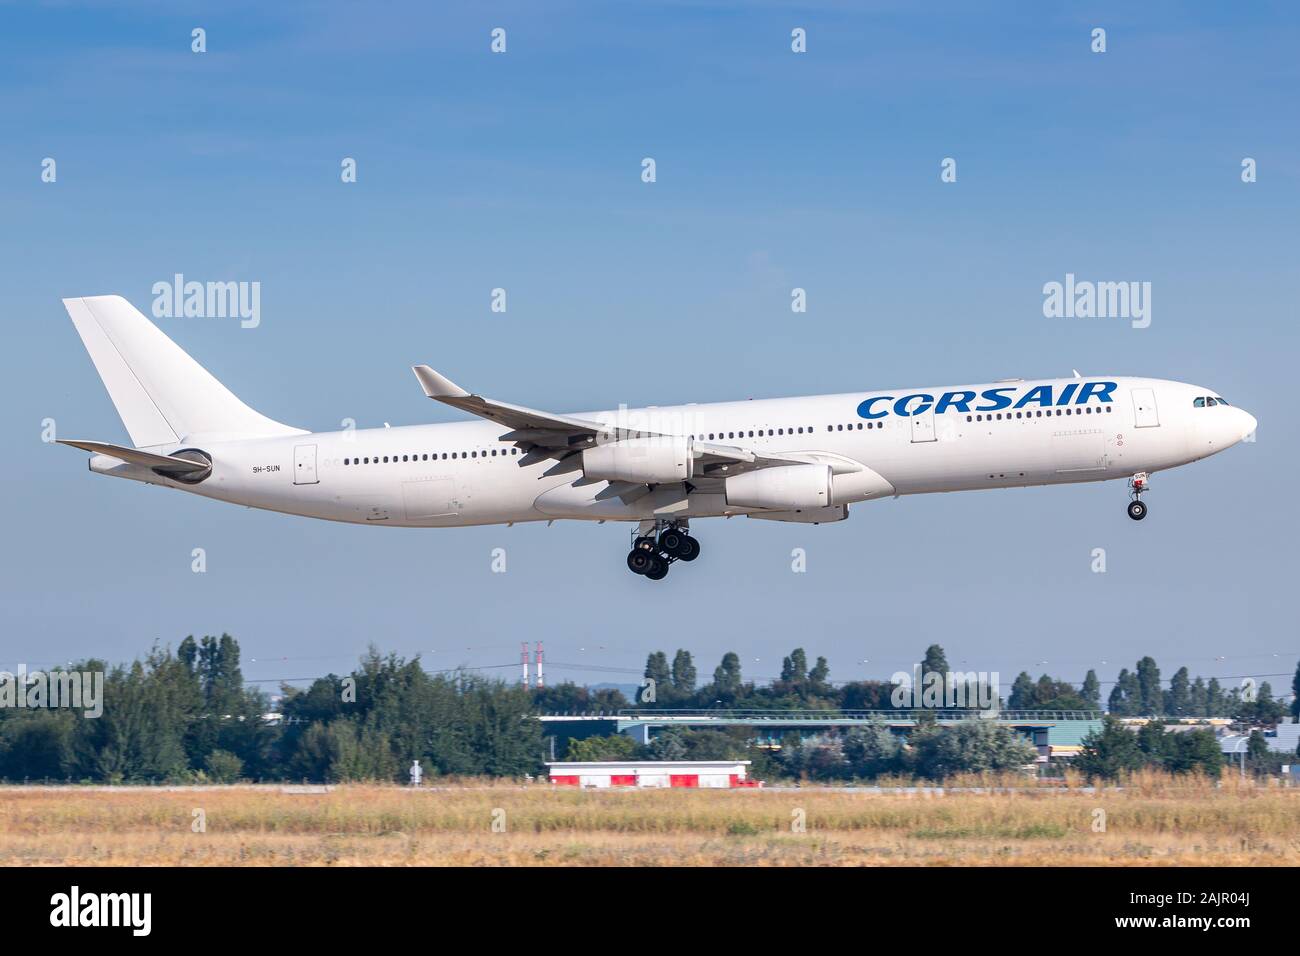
[57,439,210,473]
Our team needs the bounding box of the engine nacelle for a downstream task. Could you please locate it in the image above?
[582,436,693,484]
[725,464,831,511]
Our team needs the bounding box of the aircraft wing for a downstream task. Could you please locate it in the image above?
[412,365,814,478]
[413,366,609,438]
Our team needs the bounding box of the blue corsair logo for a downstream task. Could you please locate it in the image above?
[857,381,1118,420]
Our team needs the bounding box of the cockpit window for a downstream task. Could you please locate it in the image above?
[1194,397,1206,408]
[1214,397,1229,405]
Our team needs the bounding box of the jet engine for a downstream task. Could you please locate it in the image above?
[725,463,831,511]
[582,436,693,484]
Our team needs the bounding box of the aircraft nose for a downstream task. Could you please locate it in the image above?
[1238,409,1258,441]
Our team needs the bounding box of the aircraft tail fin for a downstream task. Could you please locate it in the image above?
[62,295,305,447]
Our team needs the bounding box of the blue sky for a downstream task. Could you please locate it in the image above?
[3,1,1297,701]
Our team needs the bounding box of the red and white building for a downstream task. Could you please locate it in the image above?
[547,760,759,789]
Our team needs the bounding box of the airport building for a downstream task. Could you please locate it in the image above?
[537,709,1104,764]
[547,760,759,788]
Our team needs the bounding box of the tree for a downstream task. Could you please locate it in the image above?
[1109,669,1140,716]
[1247,729,1269,764]
[780,649,808,684]
[673,728,750,760]
[842,721,903,778]
[1167,667,1191,717]
[1167,729,1224,776]
[1207,677,1226,717]
[1189,677,1209,716]
[809,656,830,691]
[1136,720,1172,768]
[565,734,638,761]
[1027,676,1089,711]
[711,653,743,704]
[840,681,893,710]
[0,714,73,781]
[533,681,629,714]
[797,734,849,780]
[1008,672,1036,710]
[1292,661,1300,720]
[1136,656,1163,715]
[1252,682,1286,723]
[204,749,244,783]
[908,721,1037,779]
[1081,670,1101,710]
[648,730,688,761]
[670,650,697,695]
[644,652,671,688]
[922,645,949,680]
[1075,716,1145,779]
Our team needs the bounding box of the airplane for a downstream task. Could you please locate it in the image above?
[59,295,1257,581]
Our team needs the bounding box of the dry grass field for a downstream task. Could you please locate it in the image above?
[2,771,1297,866]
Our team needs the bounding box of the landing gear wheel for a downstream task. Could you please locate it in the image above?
[659,529,686,555]
[645,557,669,580]
[1127,500,1148,521]
[627,549,656,574]
[677,535,700,562]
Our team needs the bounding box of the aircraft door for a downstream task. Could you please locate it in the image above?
[1131,388,1160,428]
[910,408,937,443]
[293,444,319,484]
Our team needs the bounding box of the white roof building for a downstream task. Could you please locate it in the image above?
[546,760,758,789]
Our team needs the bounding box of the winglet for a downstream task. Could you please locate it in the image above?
[412,365,470,400]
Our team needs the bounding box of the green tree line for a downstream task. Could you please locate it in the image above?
[2,637,1293,783]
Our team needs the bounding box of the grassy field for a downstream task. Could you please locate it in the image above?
[2,772,1297,866]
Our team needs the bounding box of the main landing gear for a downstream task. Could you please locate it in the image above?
[626,520,700,580]
[1126,473,1149,521]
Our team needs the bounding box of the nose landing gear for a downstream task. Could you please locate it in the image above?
[1126,473,1149,521]
[626,520,700,579]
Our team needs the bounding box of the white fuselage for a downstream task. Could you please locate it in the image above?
[89,376,1255,528]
